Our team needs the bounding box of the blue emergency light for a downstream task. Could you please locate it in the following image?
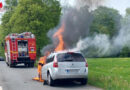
[21,35,24,38]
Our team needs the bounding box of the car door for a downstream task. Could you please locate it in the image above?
[42,58,49,80]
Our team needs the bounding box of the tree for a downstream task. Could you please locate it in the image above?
[5,0,18,10]
[90,6,122,38]
[119,8,130,57]
[120,47,130,57]
[0,0,61,56]
[126,8,130,16]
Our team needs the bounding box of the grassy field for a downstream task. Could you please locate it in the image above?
[87,58,130,90]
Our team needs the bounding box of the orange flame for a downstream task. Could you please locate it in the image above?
[33,24,65,82]
[33,51,50,82]
[53,24,65,52]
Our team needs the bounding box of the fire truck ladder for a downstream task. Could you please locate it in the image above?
[12,41,17,60]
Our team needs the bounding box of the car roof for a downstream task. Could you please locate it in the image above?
[49,51,82,57]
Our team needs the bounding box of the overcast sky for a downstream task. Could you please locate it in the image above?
[104,0,130,15]
[0,0,130,21]
[60,0,130,15]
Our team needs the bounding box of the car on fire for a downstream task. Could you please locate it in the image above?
[42,51,88,86]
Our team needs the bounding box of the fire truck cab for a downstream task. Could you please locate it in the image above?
[5,32,36,67]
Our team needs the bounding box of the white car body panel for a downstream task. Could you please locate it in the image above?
[42,52,88,81]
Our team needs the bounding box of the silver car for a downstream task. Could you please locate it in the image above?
[42,51,88,86]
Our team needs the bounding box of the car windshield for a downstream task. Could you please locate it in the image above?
[57,53,85,62]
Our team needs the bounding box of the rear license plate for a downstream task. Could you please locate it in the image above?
[66,69,79,73]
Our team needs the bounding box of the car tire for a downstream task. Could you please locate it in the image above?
[47,73,54,86]
[80,78,88,85]
[43,80,48,85]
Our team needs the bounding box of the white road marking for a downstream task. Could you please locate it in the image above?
[0,86,2,90]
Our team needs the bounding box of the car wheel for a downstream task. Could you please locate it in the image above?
[80,78,88,85]
[47,73,54,86]
[43,80,48,85]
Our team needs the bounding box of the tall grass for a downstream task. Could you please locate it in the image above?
[87,58,130,90]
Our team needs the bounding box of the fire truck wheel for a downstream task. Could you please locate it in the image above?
[9,63,13,68]
[9,61,16,68]
[6,62,9,66]
[9,60,12,67]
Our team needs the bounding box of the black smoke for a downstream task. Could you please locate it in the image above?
[41,6,93,55]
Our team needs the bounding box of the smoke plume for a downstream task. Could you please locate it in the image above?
[41,0,130,58]
[75,0,105,10]
[59,0,105,10]
[72,15,130,57]
[41,5,93,55]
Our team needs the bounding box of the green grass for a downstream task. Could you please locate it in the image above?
[87,58,130,90]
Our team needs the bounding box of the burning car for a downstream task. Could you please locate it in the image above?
[42,51,88,86]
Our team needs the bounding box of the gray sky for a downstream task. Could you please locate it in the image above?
[59,0,130,15]
[0,0,130,22]
[104,0,130,15]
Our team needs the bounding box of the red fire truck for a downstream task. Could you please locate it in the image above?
[4,32,36,67]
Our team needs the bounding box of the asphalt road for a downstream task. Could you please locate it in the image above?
[0,61,102,90]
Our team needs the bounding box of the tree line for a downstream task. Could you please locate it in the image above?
[0,0,61,57]
[0,0,130,57]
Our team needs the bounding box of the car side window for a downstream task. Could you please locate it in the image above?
[46,56,54,64]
